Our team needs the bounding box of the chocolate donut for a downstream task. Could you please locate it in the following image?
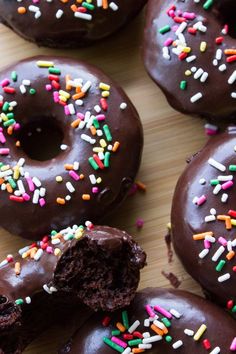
[0,224,146,353]
[0,56,143,240]
[171,127,236,315]
[143,0,236,120]
[0,0,147,48]
[60,287,236,353]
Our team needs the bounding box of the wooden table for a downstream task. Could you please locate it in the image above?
[0,10,208,353]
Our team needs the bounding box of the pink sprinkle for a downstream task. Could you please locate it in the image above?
[230,337,236,351]
[206,129,218,136]
[77,112,85,120]
[154,305,172,319]
[176,10,182,16]
[145,304,156,318]
[1,79,10,87]
[136,218,144,229]
[0,148,9,155]
[64,106,70,116]
[0,132,6,144]
[172,25,179,32]
[128,183,138,196]
[46,84,52,91]
[13,123,21,131]
[22,193,31,201]
[39,198,46,207]
[204,240,211,249]
[183,12,196,20]
[53,91,59,103]
[46,246,53,254]
[222,180,233,190]
[96,114,106,121]
[168,9,175,17]
[25,176,35,192]
[111,337,127,349]
[92,187,99,193]
[218,237,228,246]
[164,38,173,47]
[69,170,80,181]
[197,195,207,206]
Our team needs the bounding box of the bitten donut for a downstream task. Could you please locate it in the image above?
[0,0,147,48]
[0,223,146,353]
[60,287,236,354]
[143,0,236,120]
[0,57,143,240]
[171,127,236,316]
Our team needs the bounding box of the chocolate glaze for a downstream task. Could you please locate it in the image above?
[60,287,236,354]
[0,225,146,353]
[171,127,236,314]
[0,57,143,240]
[143,0,236,120]
[0,0,147,48]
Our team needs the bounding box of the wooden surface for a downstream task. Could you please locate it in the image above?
[0,10,209,353]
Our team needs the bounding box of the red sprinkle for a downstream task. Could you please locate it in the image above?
[215,36,224,44]
[188,27,197,35]
[102,316,111,327]
[228,210,236,218]
[227,55,236,63]
[9,195,24,202]
[203,339,211,350]
[179,52,188,60]
[123,334,133,340]
[3,87,16,94]
[227,300,234,309]
[133,331,143,339]
[100,98,108,111]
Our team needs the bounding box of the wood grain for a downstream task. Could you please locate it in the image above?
[0,11,208,353]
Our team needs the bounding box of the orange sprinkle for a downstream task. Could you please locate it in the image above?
[225,217,232,230]
[7,126,13,135]
[72,92,85,100]
[136,181,147,192]
[30,248,38,259]
[102,0,108,9]
[51,233,63,240]
[15,262,21,275]
[70,4,78,12]
[225,49,236,55]
[76,86,82,93]
[0,178,4,185]
[80,174,85,180]
[90,126,97,136]
[193,231,213,241]
[57,197,66,205]
[64,164,74,170]
[6,183,13,194]
[151,324,164,336]
[217,215,229,221]
[65,74,72,91]
[17,6,26,14]
[116,322,126,332]
[132,349,145,353]
[112,141,120,152]
[226,251,235,261]
[16,140,21,147]
[82,194,90,201]
[71,119,81,129]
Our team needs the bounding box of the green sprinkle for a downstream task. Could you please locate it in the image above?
[180,81,187,90]
[165,335,172,343]
[48,67,61,75]
[128,339,142,346]
[210,179,219,186]
[103,337,123,353]
[104,152,111,168]
[51,230,57,236]
[6,113,14,120]
[11,71,18,82]
[122,310,129,329]
[162,317,171,327]
[216,260,226,272]
[159,25,171,34]
[229,165,236,172]
[203,0,214,10]
[88,157,99,170]
[3,119,16,127]
[29,88,36,95]
[93,118,100,129]
[8,178,16,189]
[82,2,95,10]
[232,305,236,313]
[111,330,121,336]
[103,125,112,142]
[2,102,10,112]
[15,299,24,306]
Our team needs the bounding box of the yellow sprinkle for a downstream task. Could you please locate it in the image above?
[1,165,10,171]
[93,147,104,153]
[182,47,191,53]
[56,176,63,183]
[75,230,84,240]
[59,90,71,99]
[101,91,110,98]
[167,222,171,230]
[99,82,110,91]
[100,139,107,148]
[15,262,21,275]
[185,70,192,76]
[36,60,54,68]
[96,177,102,184]
[200,41,207,52]
[231,219,236,226]
[54,248,61,256]
[1,113,8,121]
[13,166,20,180]
[59,95,68,102]
[194,324,207,341]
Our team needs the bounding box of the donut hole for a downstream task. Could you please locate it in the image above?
[18,118,64,161]
[216,0,236,38]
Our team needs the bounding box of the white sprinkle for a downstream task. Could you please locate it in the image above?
[205,235,216,243]
[190,92,203,103]
[184,329,194,336]
[120,102,127,110]
[218,273,230,282]
[74,12,92,20]
[122,348,131,354]
[109,2,119,11]
[172,340,183,349]
[194,68,204,79]
[221,193,228,203]
[210,208,216,215]
[143,332,151,338]
[34,248,43,261]
[19,246,30,255]
[169,309,182,318]
[94,105,101,113]
[153,320,165,330]
[213,184,222,195]
[208,158,226,172]
[144,319,150,327]
[229,71,236,84]
[17,180,25,194]
[60,144,68,151]
[205,215,216,222]
[139,344,152,349]
[219,64,226,72]
[65,195,71,201]
[89,174,97,185]
[199,178,206,185]
[191,66,197,73]
[143,335,162,344]
[210,347,221,354]
[49,286,58,293]
[81,80,92,93]
[227,241,232,252]
[39,187,46,197]
[199,248,209,259]
[200,72,209,83]
[43,284,52,294]
[18,158,25,167]
[32,189,40,204]
[22,79,31,86]
[218,175,233,181]
[51,238,61,245]
[56,9,63,19]
[192,196,199,204]
[213,59,218,66]
[32,176,41,187]
[25,297,31,304]
[20,85,26,94]
[66,182,75,193]
[128,320,140,333]
[212,246,225,262]
[186,55,196,63]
